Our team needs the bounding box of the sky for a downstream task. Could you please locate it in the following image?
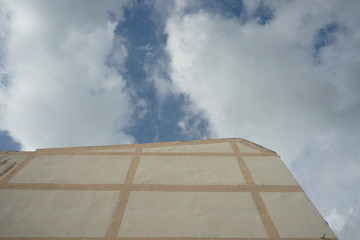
[0,0,359,238]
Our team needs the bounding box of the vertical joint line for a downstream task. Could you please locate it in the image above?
[124,147,142,185]
[230,141,255,185]
[105,146,143,240]
[230,140,280,239]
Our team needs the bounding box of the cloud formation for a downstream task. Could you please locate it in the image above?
[164,0,360,237]
[0,0,358,238]
[0,0,134,150]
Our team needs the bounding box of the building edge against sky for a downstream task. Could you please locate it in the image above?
[0,138,337,239]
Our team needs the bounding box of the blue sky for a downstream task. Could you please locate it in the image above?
[114,1,211,143]
[0,0,359,239]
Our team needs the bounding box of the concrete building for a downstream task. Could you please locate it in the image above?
[0,138,337,239]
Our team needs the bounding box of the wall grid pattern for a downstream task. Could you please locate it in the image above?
[0,138,337,240]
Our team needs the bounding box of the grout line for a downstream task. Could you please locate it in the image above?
[0,183,303,192]
[230,140,280,239]
[230,142,255,185]
[0,237,340,240]
[0,153,36,184]
[123,148,142,185]
[35,138,235,153]
[237,138,269,153]
[117,238,265,240]
[105,147,143,240]
[33,151,278,156]
[0,151,34,154]
[0,183,127,191]
[140,152,277,157]
[105,189,130,239]
[256,185,303,192]
[251,190,281,239]
[237,138,275,153]
[130,184,249,192]
[115,238,338,240]
[0,163,16,178]
[0,238,102,240]
[36,152,135,156]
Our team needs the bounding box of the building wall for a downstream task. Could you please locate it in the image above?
[0,138,337,239]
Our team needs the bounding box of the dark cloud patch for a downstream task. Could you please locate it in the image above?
[252,1,274,25]
[0,73,10,88]
[313,22,339,60]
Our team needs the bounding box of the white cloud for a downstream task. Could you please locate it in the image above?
[339,199,360,240]
[135,98,148,119]
[0,0,134,150]
[327,208,346,233]
[164,0,360,237]
[144,56,174,100]
[242,0,261,15]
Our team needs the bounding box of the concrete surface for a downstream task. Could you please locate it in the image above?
[143,142,233,152]
[0,190,120,237]
[237,142,260,153]
[0,154,28,180]
[134,156,245,185]
[0,139,338,240]
[10,155,132,184]
[118,191,267,238]
[244,156,299,185]
[261,192,336,238]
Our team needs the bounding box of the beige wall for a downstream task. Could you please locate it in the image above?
[0,138,337,239]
